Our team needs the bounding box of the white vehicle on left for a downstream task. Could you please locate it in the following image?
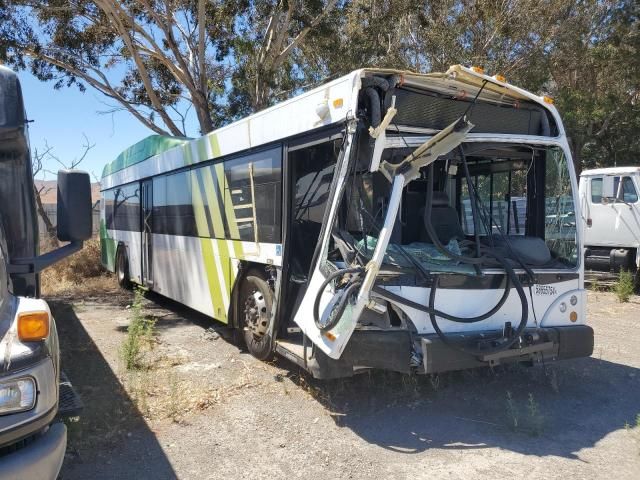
[0,65,92,479]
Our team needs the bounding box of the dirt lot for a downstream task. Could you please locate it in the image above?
[49,281,640,480]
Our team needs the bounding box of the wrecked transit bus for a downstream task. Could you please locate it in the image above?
[100,65,593,378]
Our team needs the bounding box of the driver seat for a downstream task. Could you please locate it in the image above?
[420,191,464,244]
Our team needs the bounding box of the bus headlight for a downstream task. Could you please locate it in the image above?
[559,302,567,313]
[570,295,578,306]
[0,377,36,415]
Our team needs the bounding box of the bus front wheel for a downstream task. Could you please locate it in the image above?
[240,274,274,361]
[115,246,133,290]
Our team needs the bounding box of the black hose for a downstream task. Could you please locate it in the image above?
[424,163,486,265]
[428,254,529,356]
[371,269,511,324]
[362,76,390,128]
[364,88,382,128]
[313,267,364,331]
[317,280,362,332]
[460,146,482,258]
[361,76,390,91]
[421,153,530,356]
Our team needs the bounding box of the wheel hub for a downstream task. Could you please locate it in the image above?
[244,289,269,337]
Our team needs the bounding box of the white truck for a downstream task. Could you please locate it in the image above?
[579,167,640,283]
[1,65,91,479]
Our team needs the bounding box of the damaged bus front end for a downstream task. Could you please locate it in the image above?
[291,66,593,378]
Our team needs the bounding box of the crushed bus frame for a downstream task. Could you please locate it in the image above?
[101,65,593,379]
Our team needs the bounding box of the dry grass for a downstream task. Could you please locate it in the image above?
[40,237,114,296]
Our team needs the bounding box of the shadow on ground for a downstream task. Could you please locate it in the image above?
[52,300,177,480]
[101,290,640,464]
[291,356,640,459]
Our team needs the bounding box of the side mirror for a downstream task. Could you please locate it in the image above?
[57,170,92,242]
[602,176,615,199]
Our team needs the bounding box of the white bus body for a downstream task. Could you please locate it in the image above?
[101,65,593,378]
[579,167,640,277]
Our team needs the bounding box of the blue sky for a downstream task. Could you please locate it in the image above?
[20,71,197,182]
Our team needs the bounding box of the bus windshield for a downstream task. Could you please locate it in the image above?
[342,143,577,276]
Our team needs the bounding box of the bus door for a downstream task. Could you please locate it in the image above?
[141,179,154,287]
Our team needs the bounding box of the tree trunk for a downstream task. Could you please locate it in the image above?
[33,185,58,248]
[193,92,215,134]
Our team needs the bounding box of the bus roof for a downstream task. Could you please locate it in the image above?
[581,166,640,176]
[102,65,558,189]
[101,135,190,178]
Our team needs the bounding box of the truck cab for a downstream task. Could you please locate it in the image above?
[0,65,92,479]
[579,167,640,278]
[0,223,67,479]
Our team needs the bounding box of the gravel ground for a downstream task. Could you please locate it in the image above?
[51,286,640,480]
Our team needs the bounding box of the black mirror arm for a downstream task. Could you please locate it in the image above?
[7,241,83,274]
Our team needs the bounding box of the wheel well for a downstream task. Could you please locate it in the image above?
[116,242,127,258]
[228,262,272,329]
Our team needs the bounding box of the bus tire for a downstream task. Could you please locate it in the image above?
[115,246,133,290]
[239,274,274,361]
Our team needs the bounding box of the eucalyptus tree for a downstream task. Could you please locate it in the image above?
[0,0,241,135]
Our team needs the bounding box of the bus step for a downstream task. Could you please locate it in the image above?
[275,338,308,369]
[57,371,83,419]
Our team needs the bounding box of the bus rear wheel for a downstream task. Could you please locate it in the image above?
[115,246,133,290]
[240,274,274,361]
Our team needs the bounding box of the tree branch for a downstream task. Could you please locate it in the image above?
[23,48,171,135]
[96,0,183,135]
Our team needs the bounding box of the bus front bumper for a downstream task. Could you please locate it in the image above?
[420,325,594,374]
[307,325,594,379]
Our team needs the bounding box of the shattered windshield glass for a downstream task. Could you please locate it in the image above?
[340,143,578,275]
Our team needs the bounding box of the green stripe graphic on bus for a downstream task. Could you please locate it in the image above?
[101,130,282,329]
[191,169,229,322]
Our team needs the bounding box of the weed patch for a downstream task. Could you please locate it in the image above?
[614,270,635,303]
[505,391,545,436]
[120,287,156,370]
[506,391,519,430]
[589,278,604,292]
[40,238,108,295]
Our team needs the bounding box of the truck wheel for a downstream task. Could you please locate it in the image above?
[115,246,133,290]
[239,274,275,361]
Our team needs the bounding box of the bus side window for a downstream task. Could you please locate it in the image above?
[104,183,141,232]
[224,147,282,243]
[153,172,196,236]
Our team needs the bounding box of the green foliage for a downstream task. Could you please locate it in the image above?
[120,287,155,370]
[1,0,638,170]
[506,391,519,430]
[506,391,545,435]
[614,270,635,303]
[527,393,544,437]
